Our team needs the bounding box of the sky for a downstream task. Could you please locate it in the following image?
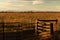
[0,0,60,12]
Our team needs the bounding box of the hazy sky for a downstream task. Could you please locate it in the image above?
[0,0,60,12]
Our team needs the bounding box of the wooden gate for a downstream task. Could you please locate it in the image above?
[36,19,58,40]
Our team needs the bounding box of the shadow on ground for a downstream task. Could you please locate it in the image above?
[0,30,59,40]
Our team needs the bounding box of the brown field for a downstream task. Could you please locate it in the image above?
[0,12,60,28]
[0,12,60,22]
